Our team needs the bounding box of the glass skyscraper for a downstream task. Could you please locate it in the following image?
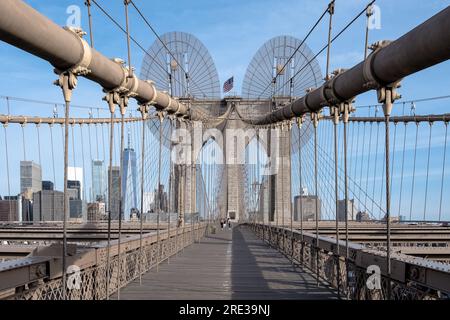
[122,132,138,221]
[92,160,104,202]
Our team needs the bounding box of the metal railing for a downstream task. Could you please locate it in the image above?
[249,223,450,300]
[0,223,207,300]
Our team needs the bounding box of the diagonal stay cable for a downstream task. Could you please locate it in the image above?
[129,0,208,98]
[256,4,329,99]
[274,0,376,96]
[90,0,187,93]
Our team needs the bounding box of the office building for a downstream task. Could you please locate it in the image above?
[143,191,155,213]
[92,160,104,202]
[33,190,64,221]
[0,197,19,221]
[154,184,168,213]
[42,181,54,191]
[356,211,371,222]
[69,199,87,220]
[68,167,83,200]
[21,196,33,221]
[293,195,322,221]
[67,180,81,200]
[20,161,42,196]
[337,199,357,221]
[122,135,138,220]
[87,202,106,221]
[108,166,120,220]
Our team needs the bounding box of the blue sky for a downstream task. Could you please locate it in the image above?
[1,0,450,220]
[1,0,449,113]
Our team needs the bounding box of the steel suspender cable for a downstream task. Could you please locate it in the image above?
[257,3,330,99]
[423,123,433,221]
[272,124,277,243]
[62,100,70,300]
[61,122,65,152]
[116,104,126,300]
[85,0,94,48]
[390,123,398,193]
[312,114,320,287]
[364,4,373,60]
[438,122,448,221]
[156,114,163,271]
[358,121,367,210]
[138,113,147,285]
[71,124,77,182]
[347,121,354,215]
[332,107,340,299]
[94,114,100,160]
[409,123,419,220]
[167,118,173,261]
[190,122,194,244]
[281,124,285,230]
[80,124,87,201]
[21,123,26,161]
[90,0,193,96]
[372,116,380,216]
[128,0,207,98]
[257,129,264,240]
[50,125,57,217]
[124,0,133,78]
[182,125,188,251]
[89,0,169,80]
[349,120,355,190]
[379,130,385,220]
[342,105,350,298]
[353,122,360,211]
[87,120,93,201]
[325,1,335,81]
[275,0,376,96]
[100,110,106,166]
[3,98,11,220]
[105,108,115,300]
[398,122,407,220]
[175,122,180,256]
[3,125,11,221]
[288,124,294,259]
[298,120,304,245]
[383,91,395,301]
[364,107,373,209]
[36,124,42,167]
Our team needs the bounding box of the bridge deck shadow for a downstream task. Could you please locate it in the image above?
[116,225,337,300]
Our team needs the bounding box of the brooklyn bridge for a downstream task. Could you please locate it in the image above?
[0,0,449,300]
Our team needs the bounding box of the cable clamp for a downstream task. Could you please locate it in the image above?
[323,68,347,107]
[362,40,392,90]
[377,83,401,117]
[144,80,158,105]
[57,27,92,77]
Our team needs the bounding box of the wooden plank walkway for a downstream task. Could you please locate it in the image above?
[118,225,337,300]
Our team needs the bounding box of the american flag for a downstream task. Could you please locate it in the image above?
[223,76,234,93]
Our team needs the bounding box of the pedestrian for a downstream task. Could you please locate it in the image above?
[227,218,231,230]
[220,218,224,230]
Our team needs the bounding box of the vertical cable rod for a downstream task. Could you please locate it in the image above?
[438,123,448,221]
